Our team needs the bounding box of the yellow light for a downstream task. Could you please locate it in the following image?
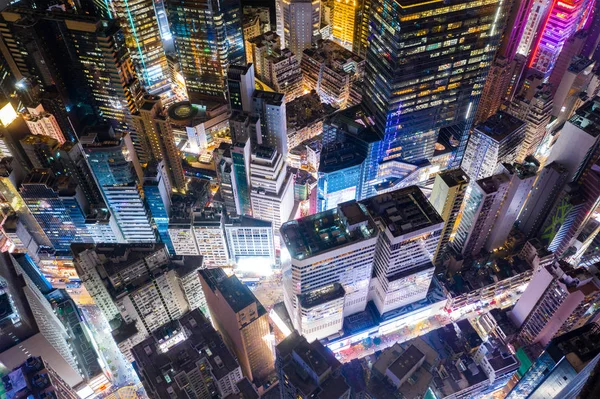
[0,103,18,127]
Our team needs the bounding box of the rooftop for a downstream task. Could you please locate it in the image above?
[199,268,264,314]
[388,344,425,380]
[475,111,526,142]
[280,202,377,260]
[439,168,470,188]
[360,186,443,238]
[568,96,600,138]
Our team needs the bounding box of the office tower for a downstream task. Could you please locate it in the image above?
[97,0,170,96]
[351,0,370,58]
[363,0,503,165]
[486,162,539,251]
[529,0,592,76]
[507,84,553,161]
[505,323,600,399]
[517,162,570,238]
[0,158,52,252]
[1,356,82,399]
[0,252,82,388]
[214,143,239,217]
[132,95,186,192]
[321,105,382,200]
[20,135,60,169]
[132,309,244,399]
[430,169,470,265]
[263,48,304,102]
[301,39,364,109]
[143,162,173,253]
[546,97,600,182]
[248,31,282,82]
[474,56,514,124]
[276,331,350,399]
[243,13,263,62]
[230,112,262,144]
[250,146,294,230]
[548,30,588,92]
[317,141,364,211]
[199,268,275,383]
[167,0,230,101]
[516,0,548,57]
[231,139,253,217]
[228,64,256,113]
[23,104,66,145]
[552,57,595,127]
[510,262,600,346]
[280,201,378,340]
[71,244,206,360]
[461,112,526,181]
[276,0,321,59]
[362,187,443,315]
[331,0,357,49]
[224,216,276,264]
[82,130,155,243]
[20,170,92,254]
[252,91,287,156]
[452,173,511,257]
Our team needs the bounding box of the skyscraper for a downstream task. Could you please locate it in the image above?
[96,0,171,96]
[331,0,357,49]
[167,0,244,101]
[232,139,253,217]
[280,201,378,341]
[529,0,592,76]
[276,0,321,59]
[199,268,275,384]
[20,170,92,254]
[363,0,504,165]
[430,169,469,265]
[131,309,245,399]
[132,95,186,192]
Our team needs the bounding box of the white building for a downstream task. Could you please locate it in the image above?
[71,244,206,361]
[280,201,378,341]
[250,146,294,231]
[103,184,156,242]
[24,104,66,144]
[362,187,444,315]
[461,111,526,181]
[224,216,276,265]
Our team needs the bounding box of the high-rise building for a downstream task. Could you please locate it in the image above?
[252,91,288,156]
[461,112,526,181]
[552,57,596,128]
[143,162,173,252]
[507,84,553,161]
[510,261,600,346]
[529,0,592,76]
[430,169,470,265]
[452,173,511,257]
[167,0,233,101]
[276,0,321,60]
[1,356,81,399]
[473,56,514,125]
[20,134,60,169]
[132,95,186,192]
[250,146,294,230]
[275,331,350,399]
[362,187,443,315]
[20,170,92,254]
[71,243,206,361]
[516,0,549,57]
[505,323,600,399]
[228,64,256,113]
[0,252,82,388]
[224,216,276,264]
[280,201,378,341]
[199,268,275,384]
[82,129,155,243]
[301,39,364,109]
[96,0,170,96]
[517,162,570,239]
[23,104,66,145]
[363,0,504,165]
[232,139,253,217]
[131,309,244,399]
[331,0,358,50]
[264,48,304,102]
[248,31,282,82]
[548,30,589,92]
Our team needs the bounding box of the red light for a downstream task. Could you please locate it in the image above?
[528,0,560,68]
[557,1,575,9]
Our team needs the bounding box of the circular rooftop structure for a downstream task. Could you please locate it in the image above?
[168,101,200,124]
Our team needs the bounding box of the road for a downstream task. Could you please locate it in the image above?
[80,305,143,393]
[332,291,520,363]
[250,274,284,310]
